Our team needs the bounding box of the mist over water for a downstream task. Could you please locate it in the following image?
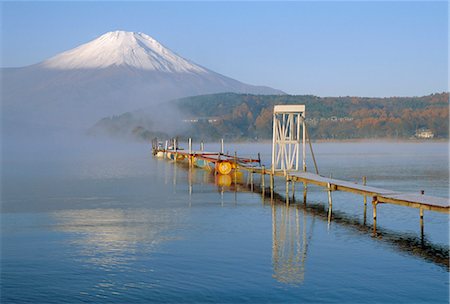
[1,136,449,303]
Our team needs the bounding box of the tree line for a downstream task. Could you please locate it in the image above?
[176,92,449,140]
[90,92,449,141]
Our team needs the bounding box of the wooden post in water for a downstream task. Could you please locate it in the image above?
[372,197,378,234]
[327,182,333,223]
[292,179,295,200]
[303,182,307,205]
[188,138,192,167]
[285,175,290,205]
[261,165,265,189]
[250,171,254,192]
[174,138,178,163]
[302,114,306,171]
[363,176,367,205]
[270,173,274,201]
[234,152,238,186]
[420,208,424,241]
[363,176,367,225]
[188,155,193,207]
[270,170,274,192]
[221,138,224,154]
[363,203,367,226]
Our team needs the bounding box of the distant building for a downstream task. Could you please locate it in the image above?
[182,117,222,124]
[311,116,353,124]
[415,128,434,139]
[207,117,220,123]
[182,118,199,123]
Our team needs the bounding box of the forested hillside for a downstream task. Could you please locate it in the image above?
[91,92,449,141]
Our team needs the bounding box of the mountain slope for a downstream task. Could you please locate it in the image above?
[2,30,284,130]
[90,92,450,141]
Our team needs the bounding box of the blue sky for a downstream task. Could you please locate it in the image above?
[1,1,448,97]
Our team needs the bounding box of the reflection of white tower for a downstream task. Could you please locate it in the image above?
[272,204,310,284]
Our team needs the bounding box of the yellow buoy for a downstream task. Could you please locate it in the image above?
[216,161,232,175]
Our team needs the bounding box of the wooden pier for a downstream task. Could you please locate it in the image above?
[239,168,449,214]
[152,104,449,236]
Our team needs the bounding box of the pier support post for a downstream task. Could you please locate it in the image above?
[270,174,274,201]
[327,182,333,223]
[188,138,193,167]
[261,166,265,190]
[303,182,307,205]
[188,164,193,207]
[372,198,377,220]
[174,138,178,163]
[372,197,378,234]
[270,172,274,192]
[420,208,424,242]
[292,180,295,200]
[363,176,367,205]
[250,171,254,192]
[363,203,367,226]
[234,152,238,186]
[285,175,290,205]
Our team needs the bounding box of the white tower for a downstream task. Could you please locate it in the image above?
[271,105,306,173]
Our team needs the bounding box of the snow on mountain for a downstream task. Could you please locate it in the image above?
[2,30,285,132]
[40,31,207,73]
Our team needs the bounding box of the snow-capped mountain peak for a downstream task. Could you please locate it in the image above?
[40,30,207,73]
[3,30,284,130]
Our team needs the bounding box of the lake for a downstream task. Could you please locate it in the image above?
[1,139,449,303]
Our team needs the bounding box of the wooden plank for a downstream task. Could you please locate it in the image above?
[382,193,449,207]
[279,171,449,211]
[274,105,305,113]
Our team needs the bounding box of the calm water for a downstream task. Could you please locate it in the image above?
[1,140,449,303]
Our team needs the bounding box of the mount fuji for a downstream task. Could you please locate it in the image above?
[2,30,284,131]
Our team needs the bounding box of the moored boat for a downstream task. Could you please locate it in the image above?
[193,157,214,171]
[167,151,186,161]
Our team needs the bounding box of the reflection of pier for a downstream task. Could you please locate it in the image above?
[263,187,449,271]
[272,204,312,284]
[180,158,449,271]
[154,104,449,238]
[153,104,448,273]
[161,145,449,272]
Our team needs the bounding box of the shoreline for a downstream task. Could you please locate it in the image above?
[219,138,450,144]
[310,138,449,143]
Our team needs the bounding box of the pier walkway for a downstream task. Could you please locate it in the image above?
[241,167,449,214]
[152,104,448,236]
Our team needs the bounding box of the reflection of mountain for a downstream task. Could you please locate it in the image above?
[52,208,185,267]
[271,204,312,284]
